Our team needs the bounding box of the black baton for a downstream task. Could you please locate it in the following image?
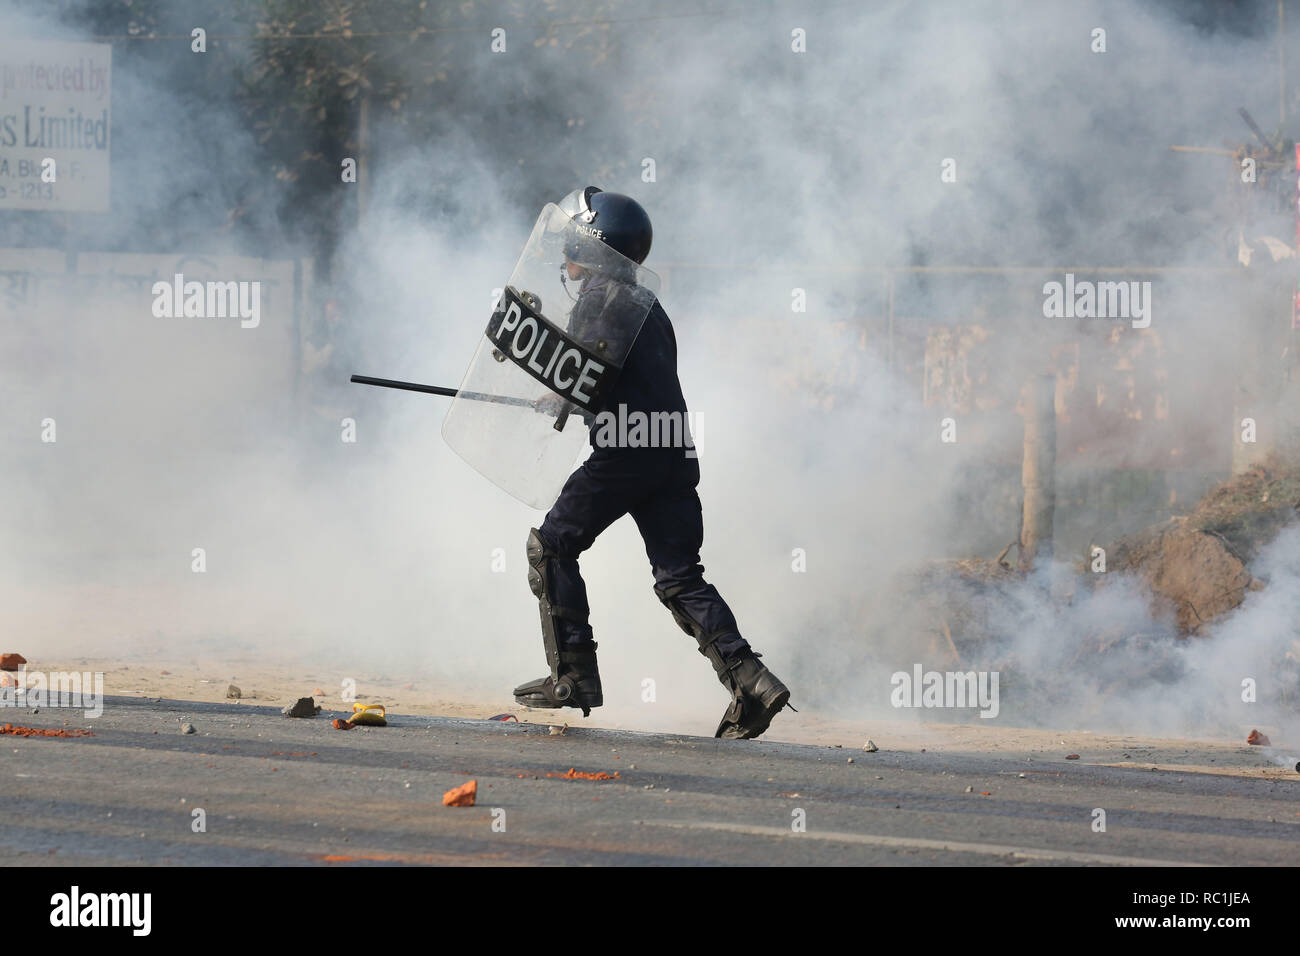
[350,374,569,430]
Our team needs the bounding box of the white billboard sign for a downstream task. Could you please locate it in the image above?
[0,39,111,212]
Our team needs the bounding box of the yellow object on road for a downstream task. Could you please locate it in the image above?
[348,703,387,726]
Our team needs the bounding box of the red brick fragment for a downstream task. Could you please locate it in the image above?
[443,779,477,807]
[0,724,92,738]
[545,768,620,781]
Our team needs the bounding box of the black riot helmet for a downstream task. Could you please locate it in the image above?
[557,186,653,266]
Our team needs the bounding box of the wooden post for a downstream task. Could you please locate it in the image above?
[1019,374,1057,571]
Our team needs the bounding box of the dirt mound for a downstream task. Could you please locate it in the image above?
[906,556,1023,665]
[898,455,1300,672]
[1109,520,1256,634]
[1186,456,1300,563]
[1110,454,1298,635]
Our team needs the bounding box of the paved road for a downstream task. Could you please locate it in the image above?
[2,695,1296,865]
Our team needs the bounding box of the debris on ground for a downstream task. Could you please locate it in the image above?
[281,697,321,718]
[181,723,196,734]
[226,684,242,699]
[0,654,27,671]
[442,779,477,806]
[548,724,567,736]
[330,705,387,730]
[863,739,878,752]
[546,768,619,780]
[348,704,387,726]
[313,687,325,696]
[488,713,518,722]
[1065,753,1080,759]
[1,724,92,738]
[1247,729,1271,746]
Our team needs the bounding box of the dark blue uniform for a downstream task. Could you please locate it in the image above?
[536,283,749,659]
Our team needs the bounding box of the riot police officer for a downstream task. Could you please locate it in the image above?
[511,187,792,739]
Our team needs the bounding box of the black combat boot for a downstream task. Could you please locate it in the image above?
[711,649,792,740]
[512,640,603,718]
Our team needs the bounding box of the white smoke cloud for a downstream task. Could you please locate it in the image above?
[3,0,1297,740]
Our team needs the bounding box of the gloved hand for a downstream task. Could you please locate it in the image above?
[533,393,570,417]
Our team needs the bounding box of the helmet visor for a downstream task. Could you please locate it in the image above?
[556,186,601,224]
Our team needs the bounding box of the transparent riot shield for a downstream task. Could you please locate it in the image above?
[442,204,661,509]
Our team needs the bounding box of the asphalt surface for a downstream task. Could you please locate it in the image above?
[2,695,1296,865]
